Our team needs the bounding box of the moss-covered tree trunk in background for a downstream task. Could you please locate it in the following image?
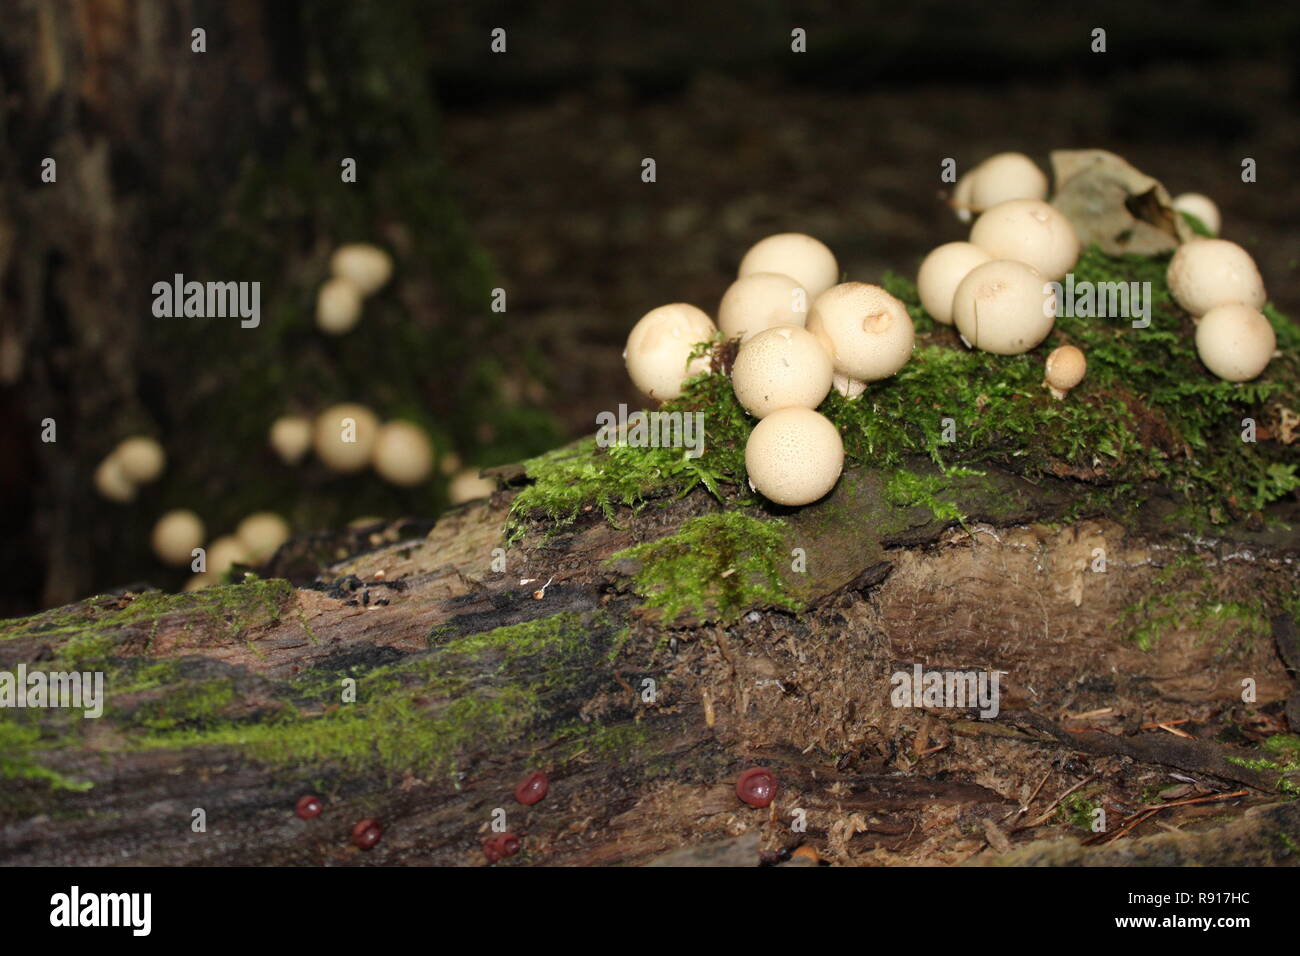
[0,0,558,614]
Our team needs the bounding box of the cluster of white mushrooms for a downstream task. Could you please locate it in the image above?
[315,243,394,335]
[150,509,293,590]
[93,436,166,504]
[621,152,1280,509]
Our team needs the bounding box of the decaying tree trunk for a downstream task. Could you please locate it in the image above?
[2,458,1297,866]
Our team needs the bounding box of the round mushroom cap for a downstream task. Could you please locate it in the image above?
[1045,345,1087,391]
[152,509,205,567]
[623,303,717,401]
[952,169,976,223]
[206,535,249,577]
[738,233,839,300]
[745,407,844,507]
[952,259,1056,355]
[236,512,291,563]
[969,152,1049,212]
[114,436,166,484]
[449,468,496,505]
[269,415,313,465]
[94,456,136,503]
[969,198,1080,281]
[717,273,809,342]
[330,244,393,296]
[832,372,867,399]
[316,276,363,335]
[1194,303,1276,382]
[183,573,214,592]
[313,403,380,473]
[917,242,994,324]
[731,326,833,418]
[1166,238,1266,317]
[1172,193,1221,235]
[372,420,435,486]
[805,283,915,382]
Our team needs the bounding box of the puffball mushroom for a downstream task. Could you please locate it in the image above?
[183,573,214,592]
[952,259,1056,355]
[206,535,249,577]
[94,456,136,503]
[917,242,993,325]
[1172,193,1221,235]
[372,420,435,486]
[152,509,205,567]
[745,407,844,507]
[969,152,1049,213]
[951,169,976,223]
[449,469,496,504]
[330,244,394,296]
[114,436,166,484]
[1044,345,1087,399]
[316,276,363,335]
[1194,303,1277,382]
[805,283,915,382]
[269,415,313,465]
[731,326,833,418]
[623,303,717,401]
[1166,238,1266,317]
[738,233,839,300]
[236,512,291,563]
[313,403,379,473]
[717,272,809,342]
[969,198,1080,282]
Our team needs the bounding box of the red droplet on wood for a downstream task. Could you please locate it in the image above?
[735,767,778,808]
[514,770,550,806]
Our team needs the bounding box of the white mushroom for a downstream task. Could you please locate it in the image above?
[236,512,291,563]
[269,415,313,465]
[330,244,393,296]
[449,468,496,504]
[730,326,833,418]
[113,436,166,484]
[183,573,215,592]
[1172,193,1221,235]
[917,242,993,325]
[951,169,976,223]
[717,272,809,342]
[952,259,1056,355]
[152,509,205,567]
[832,372,867,399]
[745,407,844,507]
[1044,345,1087,399]
[316,276,363,335]
[738,233,839,300]
[969,198,1080,282]
[805,283,915,381]
[313,403,380,473]
[623,303,717,401]
[1194,303,1276,381]
[206,535,249,577]
[1166,238,1266,317]
[93,456,136,503]
[969,152,1049,212]
[372,420,435,486]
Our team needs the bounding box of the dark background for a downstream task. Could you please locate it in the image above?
[1,0,1297,614]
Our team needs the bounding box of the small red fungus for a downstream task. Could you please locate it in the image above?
[514,770,549,806]
[483,832,521,862]
[735,767,778,808]
[295,795,323,819]
[351,818,383,850]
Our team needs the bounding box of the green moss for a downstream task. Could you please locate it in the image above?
[1122,556,1271,652]
[885,466,986,527]
[0,723,92,792]
[1225,734,1300,795]
[1057,791,1101,831]
[607,512,800,623]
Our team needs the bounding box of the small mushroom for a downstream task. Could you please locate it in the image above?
[951,168,976,223]
[372,420,434,486]
[113,436,166,485]
[730,325,833,418]
[623,303,717,401]
[917,241,993,325]
[952,259,1056,355]
[315,277,363,335]
[1194,303,1276,382]
[969,152,1050,213]
[313,403,379,473]
[294,795,323,820]
[449,468,495,504]
[805,283,915,382]
[93,456,136,503]
[205,535,249,577]
[514,770,550,806]
[330,243,394,296]
[236,512,291,563]
[269,415,313,465]
[152,509,205,567]
[717,272,809,342]
[183,573,214,592]
[969,198,1080,282]
[1166,238,1266,318]
[737,233,839,300]
[1043,345,1087,399]
[831,372,866,399]
[735,767,779,808]
[350,818,383,850]
[1172,192,1220,235]
[745,407,843,507]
